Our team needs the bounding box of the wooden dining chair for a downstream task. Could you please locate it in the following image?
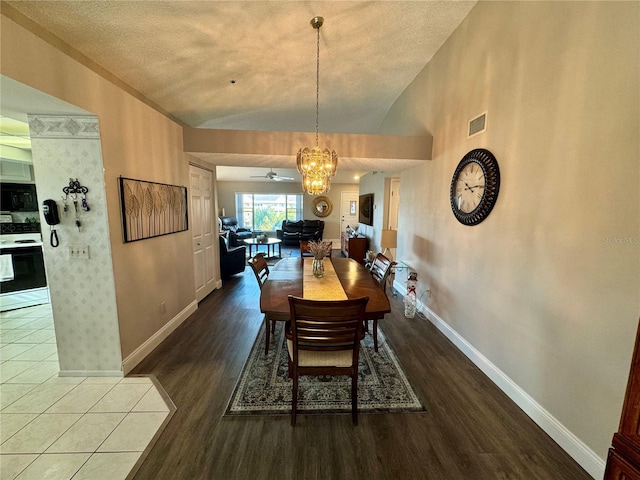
[299,240,332,258]
[287,295,369,426]
[248,254,275,354]
[367,253,395,352]
[248,253,269,288]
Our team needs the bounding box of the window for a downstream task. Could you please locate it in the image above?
[235,193,303,231]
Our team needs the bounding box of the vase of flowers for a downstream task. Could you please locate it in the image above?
[312,258,324,277]
[308,240,332,278]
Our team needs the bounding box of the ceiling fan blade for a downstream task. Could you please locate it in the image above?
[273,176,294,181]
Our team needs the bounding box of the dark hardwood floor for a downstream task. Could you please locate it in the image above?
[130,257,591,480]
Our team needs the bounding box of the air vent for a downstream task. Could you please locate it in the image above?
[468,111,487,138]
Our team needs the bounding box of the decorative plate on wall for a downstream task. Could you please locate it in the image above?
[311,196,333,217]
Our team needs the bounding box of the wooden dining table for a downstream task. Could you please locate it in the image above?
[260,257,391,322]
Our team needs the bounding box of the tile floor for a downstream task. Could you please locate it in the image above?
[0,304,173,480]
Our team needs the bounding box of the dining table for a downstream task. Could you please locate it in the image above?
[260,256,391,329]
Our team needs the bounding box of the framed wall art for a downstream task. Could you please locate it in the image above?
[119,177,188,243]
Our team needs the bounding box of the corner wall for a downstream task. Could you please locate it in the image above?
[1,14,196,364]
[381,1,640,476]
[29,115,121,375]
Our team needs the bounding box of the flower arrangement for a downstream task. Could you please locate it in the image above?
[307,240,332,260]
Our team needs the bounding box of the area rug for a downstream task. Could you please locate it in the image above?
[225,321,424,416]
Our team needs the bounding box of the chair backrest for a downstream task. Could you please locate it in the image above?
[248,253,269,288]
[219,216,239,231]
[218,235,229,254]
[370,253,394,293]
[299,240,333,258]
[288,296,368,356]
[299,240,312,257]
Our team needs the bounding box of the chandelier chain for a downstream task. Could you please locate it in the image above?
[315,23,320,147]
[296,16,338,196]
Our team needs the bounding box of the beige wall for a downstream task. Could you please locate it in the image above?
[381,0,640,468]
[1,15,196,362]
[357,170,402,252]
[216,179,358,242]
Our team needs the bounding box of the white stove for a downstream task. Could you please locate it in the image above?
[0,233,49,312]
[0,233,43,249]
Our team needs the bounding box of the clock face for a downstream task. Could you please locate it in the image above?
[450,149,500,226]
[454,161,485,213]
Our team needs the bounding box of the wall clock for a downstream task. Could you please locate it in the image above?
[450,148,500,226]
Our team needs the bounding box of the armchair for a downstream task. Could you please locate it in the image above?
[219,235,246,278]
[219,216,252,247]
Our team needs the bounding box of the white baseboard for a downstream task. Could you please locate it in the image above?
[392,279,605,479]
[122,300,198,375]
[58,370,123,377]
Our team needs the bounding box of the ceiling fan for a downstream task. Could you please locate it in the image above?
[250,168,294,182]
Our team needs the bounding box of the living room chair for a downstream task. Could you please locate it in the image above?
[287,295,369,426]
[219,235,246,278]
[248,254,276,355]
[218,216,252,247]
[367,253,395,352]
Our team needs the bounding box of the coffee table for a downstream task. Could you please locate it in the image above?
[244,237,282,258]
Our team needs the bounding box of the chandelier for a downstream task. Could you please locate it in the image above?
[296,16,338,196]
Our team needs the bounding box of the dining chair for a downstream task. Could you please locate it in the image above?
[367,253,395,352]
[299,240,332,258]
[248,253,269,287]
[248,253,275,354]
[287,295,369,426]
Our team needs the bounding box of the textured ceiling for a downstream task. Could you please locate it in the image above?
[4,0,477,181]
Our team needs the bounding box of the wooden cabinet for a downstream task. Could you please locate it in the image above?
[605,317,640,479]
[340,232,368,265]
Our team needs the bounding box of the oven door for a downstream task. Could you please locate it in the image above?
[0,246,47,293]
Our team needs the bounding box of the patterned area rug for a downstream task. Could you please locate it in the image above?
[225,321,424,415]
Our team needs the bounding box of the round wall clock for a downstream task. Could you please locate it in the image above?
[450,148,500,226]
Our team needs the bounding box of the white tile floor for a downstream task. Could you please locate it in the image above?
[0,304,173,480]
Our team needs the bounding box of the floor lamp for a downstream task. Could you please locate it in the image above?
[380,229,397,260]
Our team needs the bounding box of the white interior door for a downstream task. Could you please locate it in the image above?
[190,165,216,302]
[388,178,400,229]
[341,191,359,232]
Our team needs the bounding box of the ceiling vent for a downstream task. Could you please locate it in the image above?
[468,111,487,138]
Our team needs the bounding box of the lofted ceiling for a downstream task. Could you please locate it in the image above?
[3,0,477,182]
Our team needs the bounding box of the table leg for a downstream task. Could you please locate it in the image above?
[278,243,281,258]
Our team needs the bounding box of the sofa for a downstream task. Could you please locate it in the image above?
[276,219,324,246]
[219,235,246,278]
[219,216,252,247]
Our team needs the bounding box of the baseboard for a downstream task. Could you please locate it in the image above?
[392,279,605,479]
[58,370,123,377]
[122,300,198,375]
